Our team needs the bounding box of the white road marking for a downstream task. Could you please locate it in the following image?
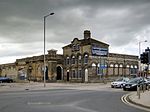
[121,93,150,112]
[27,102,51,105]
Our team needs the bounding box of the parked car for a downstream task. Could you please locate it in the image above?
[0,77,13,83]
[146,77,150,86]
[130,74,137,78]
[111,77,129,88]
[147,78,150,85]
[123,77,147,91]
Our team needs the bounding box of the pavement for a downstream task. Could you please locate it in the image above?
[0,82,150,111]
[126,90,150,111]
[0,82,111,92]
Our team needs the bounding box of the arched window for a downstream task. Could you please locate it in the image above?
[134,65,138,69]
[130,65,134,74]
[72,69,76,78]
[78,69,82,78]
[72,56,75,64]
[78,55,82,64]
[115,64,118,68]
[130,65,133,68]
[119,64,123,68]
[110,64,114,67]
[92,63,96,67]
[134,65,138,74]
[66,57,70,65]
[97,63,101,74]
[84,54,88,64]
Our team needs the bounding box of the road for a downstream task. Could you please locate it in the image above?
[0,89,147,112]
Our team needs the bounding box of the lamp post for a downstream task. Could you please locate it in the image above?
[139,40,147,77]
[43,12,54,87]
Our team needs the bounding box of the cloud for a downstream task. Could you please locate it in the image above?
[0,0,150,63]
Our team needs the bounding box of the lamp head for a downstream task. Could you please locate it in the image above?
[50,12,54,15]
[144,40,147,42]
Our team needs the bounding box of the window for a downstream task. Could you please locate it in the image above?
[97,63,100,74]
[72,44,80,51]
[119,64,123,68]
[76,44,80,51]
[110,64,114,67]
[72,56,75,64]
[92,63,96,67]
[72,45,76,51]
[134,65,138,69]
[78,70,82,78]
[115,64,118,68]
[72,70,76,78]
[78,55,82,64]
[84,54,88,64]
[130,65,137,74]
[66,57,70,65]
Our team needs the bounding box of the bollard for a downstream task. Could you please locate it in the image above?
[147,85,150,91]
[137,85,140,99]
[144,84,147,91]
[143,84,147,92]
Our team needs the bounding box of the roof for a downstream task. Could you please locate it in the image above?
[109,53,138,59]
[62,37,109,49]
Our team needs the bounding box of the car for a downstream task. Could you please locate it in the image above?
[123,77,147,91]
[146,77,150,87]
[0,77,13,83]
[145,77,150,89]
[111,77,129,88]
[130,74,137,78]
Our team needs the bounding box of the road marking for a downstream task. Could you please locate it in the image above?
[27,102,51,105]
[121,93,150,112]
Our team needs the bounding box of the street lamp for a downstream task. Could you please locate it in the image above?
[139,40,147,76]
[43,12,54,87]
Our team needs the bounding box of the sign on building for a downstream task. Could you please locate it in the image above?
[92,47,108,56]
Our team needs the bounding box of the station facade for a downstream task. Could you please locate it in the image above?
[0,30,139,82]
[62,30,138,82]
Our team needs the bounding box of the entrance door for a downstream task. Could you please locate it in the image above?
[67,72,69,81]
[85,69,88,82]
[57,66,62,80]
[45,66,49,80]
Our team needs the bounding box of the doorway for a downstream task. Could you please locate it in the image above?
[45,66,49,80]
[57,66,62,80]
[85,69,88,82]
[67,72,69,81]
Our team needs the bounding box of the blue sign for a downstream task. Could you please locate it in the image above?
[92,47,108,56]
[100,65,107,69]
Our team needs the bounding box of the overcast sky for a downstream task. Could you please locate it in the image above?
[0,0,150,64]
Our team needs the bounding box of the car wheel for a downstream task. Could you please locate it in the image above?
[120,84,123,88]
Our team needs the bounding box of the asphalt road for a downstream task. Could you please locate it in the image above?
[0,89,147,112]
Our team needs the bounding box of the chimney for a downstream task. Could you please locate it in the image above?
[84,30,91,39]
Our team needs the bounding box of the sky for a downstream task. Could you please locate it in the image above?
[0,0,150,64]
